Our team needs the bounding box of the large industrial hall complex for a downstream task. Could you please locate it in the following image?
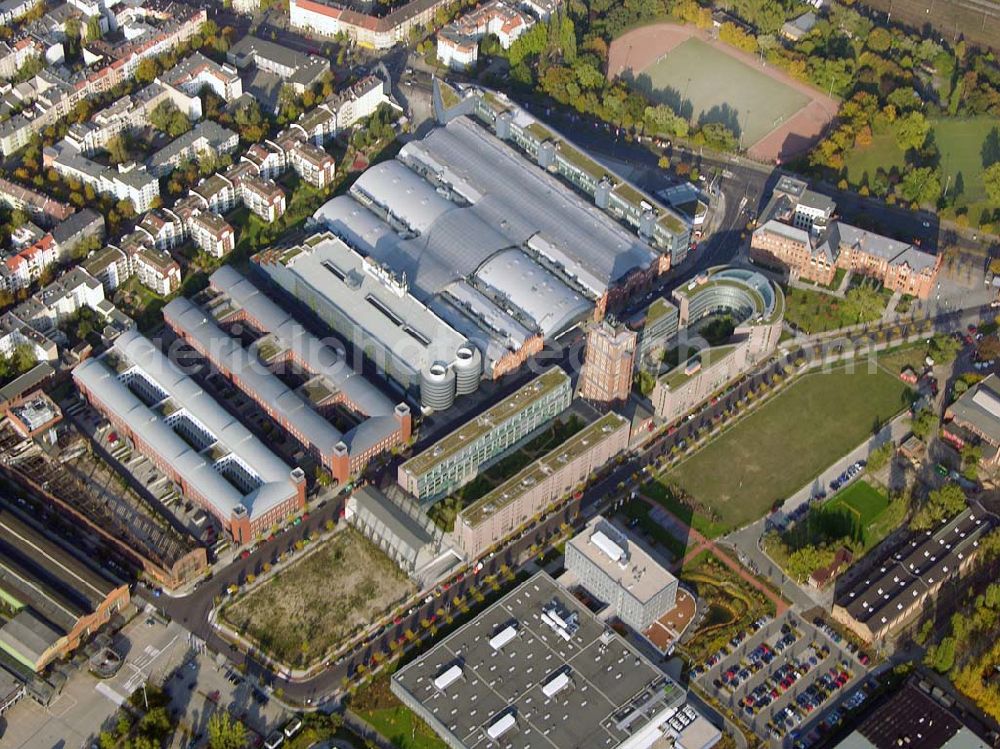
[251,91,686,409]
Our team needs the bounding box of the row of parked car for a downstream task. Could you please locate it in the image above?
[768,659,854,740]
[814,617,871,666]
[690,617,771,679]
[830,459,866,492]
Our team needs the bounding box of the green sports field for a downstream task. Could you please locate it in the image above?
[822,480,892,547]
[664,366,911,535]
[639,38,809,146]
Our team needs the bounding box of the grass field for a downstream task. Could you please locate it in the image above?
[824,480,892,545]
[843,117,1000,219]
[845,133,905,185]
[352,673,448,749]
[637,38,809,145]
[664,366,911,534]
[223,529,414,667]
[934,117,999,206]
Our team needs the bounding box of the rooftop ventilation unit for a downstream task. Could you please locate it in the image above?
[433,664,463,691]
[591,529,627,565]
[542,671,571,699]
[487,712,516,741]
[490,624,518,651]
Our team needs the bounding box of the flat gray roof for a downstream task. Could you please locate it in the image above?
[392,572,687,749]
[73,330,300,520]
[255,231,469,377]
[567,516,678,605]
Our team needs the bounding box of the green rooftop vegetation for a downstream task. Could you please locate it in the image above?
[612,181,649,209]
[439,82,462,110]
[460,412,626,527]
[645,297,677,325]
[481,91,511,114]
[657,211,687,235]
[402,369,570,476]
[525,121,554,142]
[555,144,609,182]
[658,345,738,391]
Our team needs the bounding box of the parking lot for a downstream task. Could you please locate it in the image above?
[692,611,870,746]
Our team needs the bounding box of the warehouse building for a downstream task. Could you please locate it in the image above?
[398,368,571,503]
[172,268,412,484]
[72,330,307,544]
[306,108,673,389]
[455,411,630,559]
[0,510,130,672]
[942,373,1000,467]
[391,571,719,749]
[832,505,990,643]
[565,516,679,632]
[253,231,481,410]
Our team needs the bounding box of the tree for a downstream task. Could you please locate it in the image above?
[893,111,930,152]
[106,134,130,165]
[866,26,892,53]
[928,333,961,364]
[898,167,941,205]
[208,711,247,749]
[911,484,967,530]
[135,58,159,84]
[910,408,938,440]
[867,441,893,472]
[985,162,1000,204]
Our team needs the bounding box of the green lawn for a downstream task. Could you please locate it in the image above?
[353,674,447,749]
[933,116,998,205]
[784,284,885,334]
[665,366,911,534]
[638,37,809,146]
[845,132,905,186]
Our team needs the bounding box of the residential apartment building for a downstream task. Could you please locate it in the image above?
[578,321,636,406]
[455,412,630,558]
[565,515,679,631]
[0,38,43,80]
[137,209,185,251]
[398,368,572,503]
[163,51,243,102]
[0,233,59,292]
[235,174,285,223]
[73,330,308,544]
[287,141,336,188]
[0,178,74,226]
[289,0,451,49]
[83,246,133,293]
[146,120,239,178]
[437,0,533,70]
[0,6,206,156]
[290,75,393,143]
[134,247,180,295]
[45,143,160,213]
[751,176,941,298]
[191,174,238,214]
[187,209,235,258]
[226,35,329,93]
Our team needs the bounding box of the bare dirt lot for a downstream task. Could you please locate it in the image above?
[223,528,415,668]
[608,23,838,163]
